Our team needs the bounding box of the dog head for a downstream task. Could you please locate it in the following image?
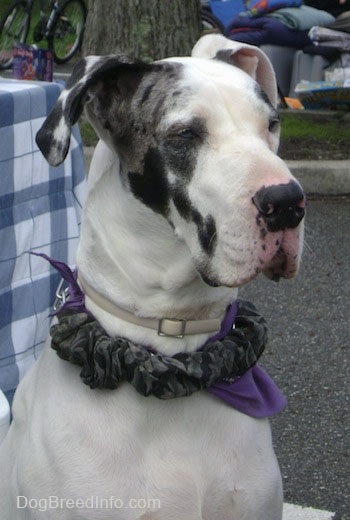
[36,35,305,290]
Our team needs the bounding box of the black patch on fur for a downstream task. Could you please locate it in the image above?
[140,84,154,105]
[198,215,217,255]
[165,144,197,181]
[162,117,207,182]
[172,188,192,221]
[65,85,86,127]
[35,100,68,162]
[128,147,170,215]
[200,271,220,287]
[173,186,217,256]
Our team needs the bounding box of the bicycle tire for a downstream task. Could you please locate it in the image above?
[48,0,86,64]
[0,1,30,70]
[201,8,225,34]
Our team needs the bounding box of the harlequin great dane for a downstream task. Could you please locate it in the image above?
[0,34,305,519]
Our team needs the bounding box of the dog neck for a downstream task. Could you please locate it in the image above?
[78,273,226,338]
[76,142,237,354]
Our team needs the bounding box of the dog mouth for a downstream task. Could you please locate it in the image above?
[263,247,290,281]
[197,226,303,288]
[262,231,301,282]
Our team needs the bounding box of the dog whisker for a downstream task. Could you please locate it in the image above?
[303,238,313,255]
[208,231,218,252]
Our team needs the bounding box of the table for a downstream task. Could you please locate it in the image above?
[0,78,86,402]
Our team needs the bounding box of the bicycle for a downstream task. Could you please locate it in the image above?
[0,0,87,70]
[201,3,225,34]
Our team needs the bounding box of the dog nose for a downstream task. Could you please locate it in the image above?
[252,181,306,232]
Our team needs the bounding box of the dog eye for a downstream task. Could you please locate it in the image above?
[177,129,197,139]
[268,118,280,133]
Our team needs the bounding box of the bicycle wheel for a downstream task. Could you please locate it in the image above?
[0,1,30,70]
[201,8,225,34]
[49,0,86,64]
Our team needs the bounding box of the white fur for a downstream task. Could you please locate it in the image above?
[0,36,304,519]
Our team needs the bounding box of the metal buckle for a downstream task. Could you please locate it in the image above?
[157,318,186,338]
[53,278,69,311]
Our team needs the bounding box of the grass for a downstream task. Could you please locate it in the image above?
[280,111,350,141]
[0,1,63,51]
[1,1,44,47]
[0,1,13,15]
[80,119,98,147]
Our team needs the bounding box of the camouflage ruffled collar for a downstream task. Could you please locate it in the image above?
[50,300,267,400]
[35,252,286,416]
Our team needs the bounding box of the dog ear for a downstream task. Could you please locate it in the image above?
[192,34,278,108]
[36,56,153,166]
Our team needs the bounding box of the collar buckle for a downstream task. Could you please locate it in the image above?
[158,318,186,338]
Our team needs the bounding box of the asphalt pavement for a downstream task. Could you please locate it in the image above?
[240,195,350,520]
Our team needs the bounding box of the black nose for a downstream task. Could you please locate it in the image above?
[252,181,305,232]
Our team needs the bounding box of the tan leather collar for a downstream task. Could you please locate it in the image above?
[78,275,221,339]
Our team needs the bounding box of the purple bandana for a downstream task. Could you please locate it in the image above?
[209,367,287,418]
[207,299,287,418]
[31,252,87,314]
[35,253,287,418]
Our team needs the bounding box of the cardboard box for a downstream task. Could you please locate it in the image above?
[295,80,350,110]
[12,44,53,82]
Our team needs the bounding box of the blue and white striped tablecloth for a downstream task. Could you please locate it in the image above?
[0,78,86,399]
